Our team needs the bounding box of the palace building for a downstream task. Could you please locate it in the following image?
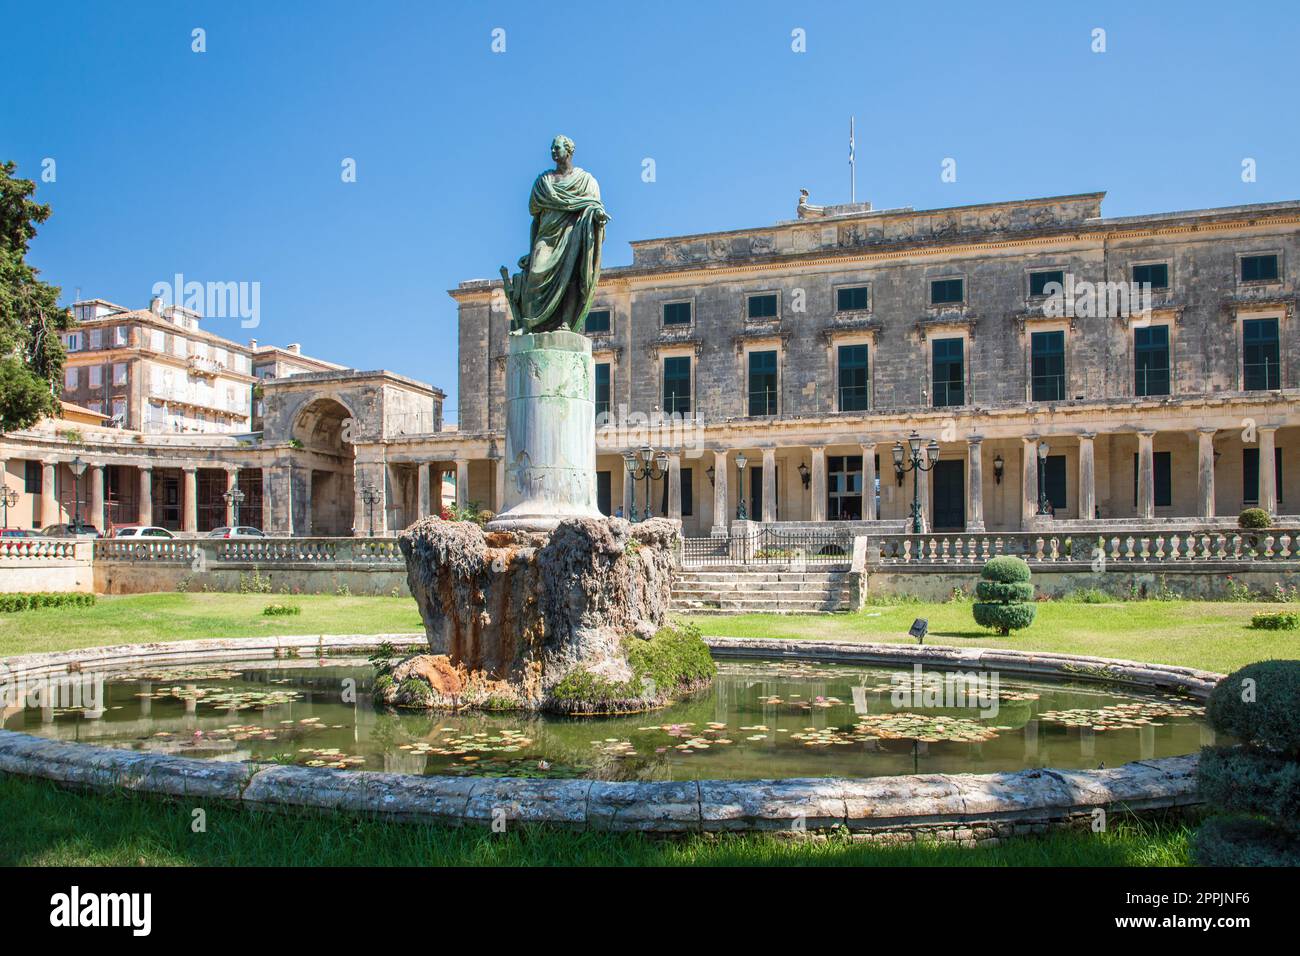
[2,189,1297,539]
[450,190,1300,537]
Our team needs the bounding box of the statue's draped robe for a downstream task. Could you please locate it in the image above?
[519,167,606,333]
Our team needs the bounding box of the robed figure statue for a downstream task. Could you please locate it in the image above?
[500,135,610,335]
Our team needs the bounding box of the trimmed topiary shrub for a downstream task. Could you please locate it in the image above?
[972,557,1036,635]
[262,603,302,616]
[1251,611,1299,631]
[1238,507,1273,530]
[1193,660,1300,866]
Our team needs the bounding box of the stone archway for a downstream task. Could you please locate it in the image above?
[292,397,356,536]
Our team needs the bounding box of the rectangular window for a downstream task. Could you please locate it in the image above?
[114,325,129,346]
[1031,330,1066,401]
[1029,270,1065,297]
[1243,318,1281,390]
[1132,263,1169,289]
[594,362,611,419]
[111,398,127,424]
[836,286,870,312]
[113,362,128,385]
[746,293,778,319]
[64,333,83,352]
[930,277,964,305]
[662,356,691,415]
[837,344,870,411]
[1243,448,1284,504]
[584,309,611,334]
[89,366,102,389]
[747,350,778,416]
[64,367,78,389]
[931,338,964,407]
[1134,325,1170,396]
[89,328,102,350]
[1133,451,1173,508]
[150,330,165,352]
[662,301,691,326]
[23,459,41,493]
[1241,254,1280,283]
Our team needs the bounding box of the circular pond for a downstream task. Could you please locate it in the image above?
[3,655,1213,781]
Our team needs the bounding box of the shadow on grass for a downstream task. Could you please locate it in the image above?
[0,774,1190,867]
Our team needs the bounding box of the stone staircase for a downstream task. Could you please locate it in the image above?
[671,567,855,614]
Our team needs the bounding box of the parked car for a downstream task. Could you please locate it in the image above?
[207,526,267,538]
[110,525,176,539]
[39,523,101,538]
[0,528,41,538]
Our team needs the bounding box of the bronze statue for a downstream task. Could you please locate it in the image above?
[500,135,610,335]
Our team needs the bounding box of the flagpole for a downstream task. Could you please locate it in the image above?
[849,115,856,204]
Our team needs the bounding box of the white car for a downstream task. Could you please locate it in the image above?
[110,525,174,539]
[207,526,267,538]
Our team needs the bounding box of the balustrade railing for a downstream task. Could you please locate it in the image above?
[94,537,405,565]
[874,529,1300,565]
[0,538,82,561]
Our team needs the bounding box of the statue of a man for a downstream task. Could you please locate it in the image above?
[500,135,610,335]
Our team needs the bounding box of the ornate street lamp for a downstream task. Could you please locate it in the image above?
[622,445,669,521]
[1036,440,1052,516]
[68,456,87,531]
[892,431,939,534]
[223,485,246,526]
[1,487,18,528]
[735,451,749,520]
[360,484,381,537]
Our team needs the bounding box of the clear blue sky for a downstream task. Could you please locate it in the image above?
[5,0,1298,423]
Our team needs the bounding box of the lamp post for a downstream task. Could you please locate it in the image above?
[735,451,749,520]
[223,485,246,527]
[68,456,87,531]
[622,445,668,521]
[892,431,939,534]
[1,487,18,528]
[360,484,381,536]
[1036,440,1052,516]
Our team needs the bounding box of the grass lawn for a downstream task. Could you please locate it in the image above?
[0,774,1192,867]
[677,599,1298,675]
[0,592,422,658]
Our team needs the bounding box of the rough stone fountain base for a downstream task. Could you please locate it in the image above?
[385,515,713,714]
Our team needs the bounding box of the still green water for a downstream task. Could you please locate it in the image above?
[3,658,1212,780]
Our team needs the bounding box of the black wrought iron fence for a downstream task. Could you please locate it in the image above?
[680,528,854,567]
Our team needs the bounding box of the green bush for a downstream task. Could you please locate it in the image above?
[1205,661,1300,756]
[1194,661,1300,866]
[1239,507,1273,530]
[0,592,96,613]
[1193,815,1300,867]
[262,603,301,617]
[1251,611,1299,631]
[974,580,1034,603]
[980,556,1032,583]
[971,557,1035,635]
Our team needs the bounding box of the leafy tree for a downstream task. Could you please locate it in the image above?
[0,160,72,432]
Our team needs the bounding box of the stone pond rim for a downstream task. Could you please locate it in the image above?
[392,514,714,713]
[0,636,1220,837]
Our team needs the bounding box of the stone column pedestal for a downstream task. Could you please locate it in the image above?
[488,330,602,532]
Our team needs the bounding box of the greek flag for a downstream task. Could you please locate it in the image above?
[849,116,855,164]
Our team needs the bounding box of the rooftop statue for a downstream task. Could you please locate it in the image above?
[500,135,610,335]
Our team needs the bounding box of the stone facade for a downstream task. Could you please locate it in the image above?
[453,192,1300,536]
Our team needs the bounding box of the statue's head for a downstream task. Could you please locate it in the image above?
[550,135,576,163]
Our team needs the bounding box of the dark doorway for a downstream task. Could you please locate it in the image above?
[931,459,965,531]
[750,465,777,520]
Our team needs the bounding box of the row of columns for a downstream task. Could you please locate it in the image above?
[35,461,244,532]
[698,424,1283,535]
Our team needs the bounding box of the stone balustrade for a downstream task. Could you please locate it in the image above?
[0,538,84,562]
[94,537,405,566]
[872,528,1300,566]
